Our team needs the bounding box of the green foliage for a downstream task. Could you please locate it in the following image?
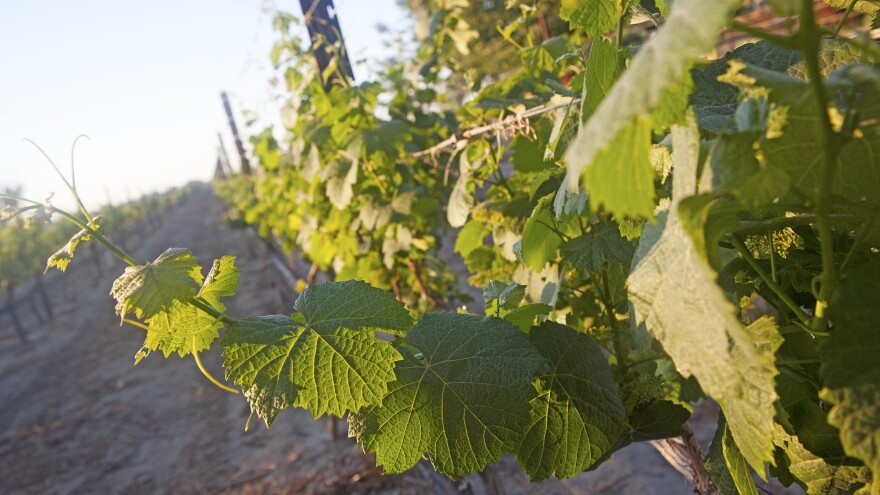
[110,248,203,320]
[559,0,619,38]
[45,226,93,273]
[705,415,759,495]
[821,257,880,490]
[143,256,239,358]
[517,321,626,480]
[221,281,410,426]
[28,0,880,491]
[352,313,544,477]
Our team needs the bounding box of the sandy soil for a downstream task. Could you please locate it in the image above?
[0,188,802,495]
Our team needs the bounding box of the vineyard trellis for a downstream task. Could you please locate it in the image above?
[3,1,880,494]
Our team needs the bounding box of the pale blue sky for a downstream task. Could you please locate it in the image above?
[0,0,408,211]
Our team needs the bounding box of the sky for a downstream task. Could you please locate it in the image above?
[0,0,409,211]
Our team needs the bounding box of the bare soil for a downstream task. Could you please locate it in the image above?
[0,189,801,495]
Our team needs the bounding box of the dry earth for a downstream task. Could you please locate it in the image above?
[0,188,803,495]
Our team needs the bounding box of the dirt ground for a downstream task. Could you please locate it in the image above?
[0,188,802,495]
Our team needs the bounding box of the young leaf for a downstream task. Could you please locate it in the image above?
[581,116,656,219]
[142,256,239,358]
[45,227,93,273]
[483,280,526,310]
[454,220,489,258]
[565,0,741,210]
[559,0,620,38]
[584,38,622,117]
[517,322,627,480]
[562,221,634,273]
[220,280,411,426]
[351,313,544,477]
[110,248,202,320]
[504,303,553,332]
[522,200,563,271]
[821,256,880,489]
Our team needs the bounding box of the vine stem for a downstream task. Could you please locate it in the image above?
[193,338,239,395]
[600,268,627,376]
[726,19,796,48]
[833,0,859,36]
[190,296,235,324]
[799,0,841,331]
[729,236,811,325]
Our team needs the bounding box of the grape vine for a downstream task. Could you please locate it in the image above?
[6,1,880,493]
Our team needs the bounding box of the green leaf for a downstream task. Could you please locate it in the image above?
[691,41,801,133]
[292,279,414,335]
[503,303,553,332]
[565,0,741,208]
[559,0,620,38]
[760,64,880,206]
[110,248,202,320]
[773,424,872,495]
[706,414,760,495]
[45,226,93,273]
[581,116,656,219]
[628,117,782,473]
[626,399,691,441]
[562,221,634,273]
[584,38,622,117]
[351,313,544,477]
[220,280,411,426]
[483,280,526,310]
[821,256,880,490]
[521,201,563,271]
[455,220,490,258]
[142,256,239,358]
[517,321,626,480]
[823,0,879,18]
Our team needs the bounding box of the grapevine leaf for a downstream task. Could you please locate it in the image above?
[691,41,802,133]
[584,38,623,117]
[221,281,411,426]
[517,322,626,480]
[142,256,239,358]
[562,221,634,273]
[582,116,656,219]
[627,399,691,442]
[324,138,362,210]
[448,152,480,228]
[521,201,563,271]
[691,40,867,133]
[292,279,414,335]
[559,0,619,38]
[628,117,781,472]
[706,414,759,495]
[820,256,880,489]
[565,0,741,210]
[503,303,552,332]
[198,256,240,303]
[760,64,880,206]
[483,280,526,310]
[351,313,544,477]
[45,227,93,273]
[773,424,872,495]
[110,248,202,320]
[455,220,490,258]
[822,0,879,16]
[448,173,474,228]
